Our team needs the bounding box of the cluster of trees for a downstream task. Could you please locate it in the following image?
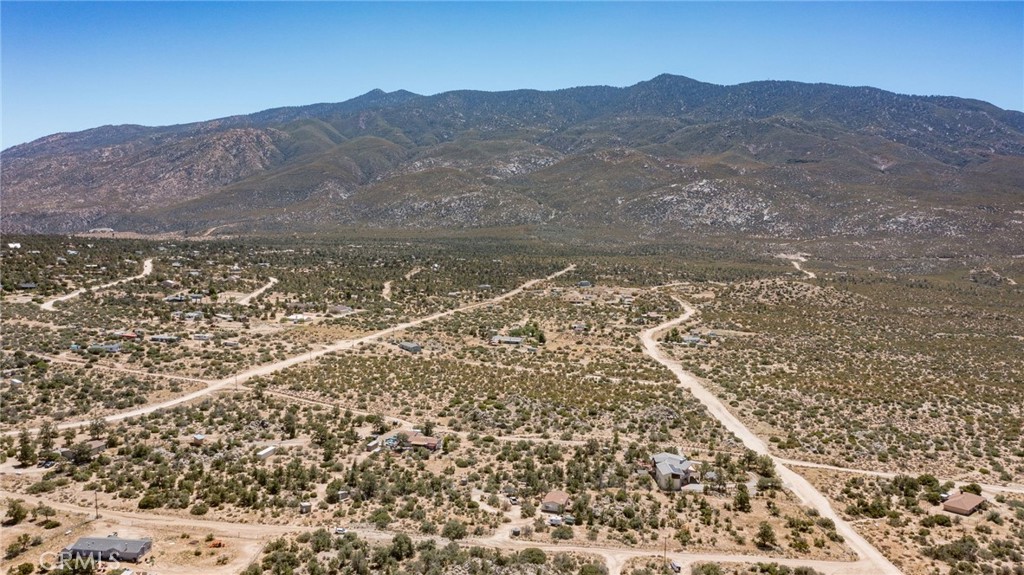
[243,529,597,575]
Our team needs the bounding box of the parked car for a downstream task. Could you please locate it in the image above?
[335,527,347,534]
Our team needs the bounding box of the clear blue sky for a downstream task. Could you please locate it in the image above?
[2,1,1022,148]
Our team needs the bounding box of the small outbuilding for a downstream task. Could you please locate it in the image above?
[943,492,986,516]
[299,501,312,514]
[257,445,278,460]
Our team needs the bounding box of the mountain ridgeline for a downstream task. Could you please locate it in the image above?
[3,74,1023,248]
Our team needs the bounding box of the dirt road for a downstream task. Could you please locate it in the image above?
[474,525,880,575]
[640,303,901,575]
[25,264,576,432]
[0,488,883,575]
[235,277,278,305]
[40,258,155,311]
[776,253,816,280]
[777,457,1024,497]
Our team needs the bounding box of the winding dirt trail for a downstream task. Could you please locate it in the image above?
[382,267,423,301]
[792,260,816,279]
[640,303,901,575]
[40,258,155,311]
[15,264,576,433]
[235,277,278,305]
[776,253,816,279]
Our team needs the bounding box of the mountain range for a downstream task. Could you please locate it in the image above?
[3,74,1023,251]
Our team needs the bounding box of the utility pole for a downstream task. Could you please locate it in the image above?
[94,491,99,519]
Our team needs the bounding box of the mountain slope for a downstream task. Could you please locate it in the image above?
[2,74,1023,249]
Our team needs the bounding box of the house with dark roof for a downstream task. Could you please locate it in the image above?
[651,452,699,491]
[63,536,152,562]
[398,341,422,353]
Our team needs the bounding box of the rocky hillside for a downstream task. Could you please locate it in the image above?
[3,74,1023,249]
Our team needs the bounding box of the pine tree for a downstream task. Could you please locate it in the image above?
[733,483,751,512]
[16,429,36,467]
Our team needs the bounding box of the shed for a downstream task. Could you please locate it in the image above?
[257,445,278,460]
[943,492,986,516]
[191,434,206,446]
[299,501,312,514]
